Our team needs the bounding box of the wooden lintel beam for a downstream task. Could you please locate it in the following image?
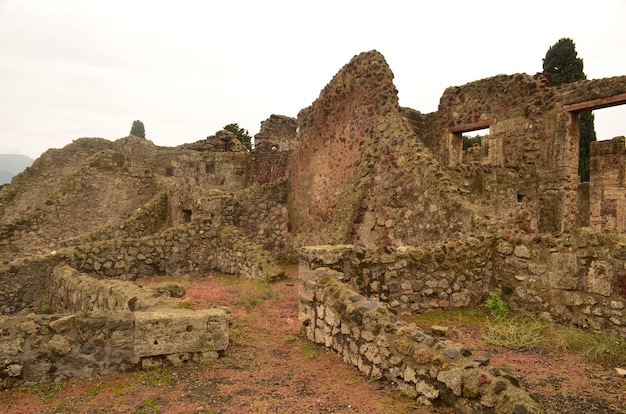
[448,119,495,134]
[562,93,626,113]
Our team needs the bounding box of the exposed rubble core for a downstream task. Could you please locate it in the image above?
[1,49,625,410]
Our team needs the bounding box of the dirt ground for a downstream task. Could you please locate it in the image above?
[0,266,624,413]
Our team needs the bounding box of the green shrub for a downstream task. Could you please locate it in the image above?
[485,289,508,319]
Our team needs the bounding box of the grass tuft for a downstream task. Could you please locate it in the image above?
[485,312,552,349]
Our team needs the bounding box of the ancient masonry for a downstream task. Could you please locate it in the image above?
[1,50,625,411]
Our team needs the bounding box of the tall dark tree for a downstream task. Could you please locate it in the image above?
[130,120,146,138]
[543,38,596,181]
[224,123,252,151]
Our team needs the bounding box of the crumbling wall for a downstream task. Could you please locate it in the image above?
[234,179,292,257]
[288,51,401,246]
[589,137,626,231]
[298,264,540,412]
[251,115,297,185]
[288,51,487,249]
[300,238,495,315]
[449,164,541,233]
[0,218,283,315]
[497,229,626,336]
[299,229,626,338]
[0,265,230,388]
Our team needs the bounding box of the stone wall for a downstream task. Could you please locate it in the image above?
[300,238,495,316]
[0,265,230,388]
[298,265,540,412]
[498,229,626,335]
[288,51,401,246]
[589,137,626,231]
[234,179,293,257]
[299,229,626,338]
[0,218,283,315]
[288,51,488,249]
[251,115,298,185]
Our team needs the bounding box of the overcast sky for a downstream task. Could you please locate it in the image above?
[1,0,624,160]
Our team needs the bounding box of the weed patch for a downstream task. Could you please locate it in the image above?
[485,312,552,349]
[553,326,626,365]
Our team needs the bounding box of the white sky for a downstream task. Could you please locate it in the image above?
[0,0,625,159]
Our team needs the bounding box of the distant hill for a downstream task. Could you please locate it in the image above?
[0,154,34,184]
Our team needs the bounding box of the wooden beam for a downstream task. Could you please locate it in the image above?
[562,93,626,113]
[448,119,494,134]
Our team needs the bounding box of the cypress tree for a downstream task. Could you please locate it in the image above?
[130,120,146,138]
[543,38,596,181]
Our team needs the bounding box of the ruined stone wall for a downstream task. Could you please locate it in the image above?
[0,311,135,388]
[0,149,160,261]
[64,221,283,282]
[0,138,113,224]
[300,239,495,316]
[589,137,626,231]
[500,230,626,336]
[288,51,487,249]
[234,179,292,257]
[0,265,230,388]
[288,51,401,246]
[556,75,626,107]
[250,115,297,185]
[300,228,626,337]
[298,265,540,412]
[0,218,283,315]
[0,136,252,263]
[436,73,558,169]
[435,74,580,234]
[156,151,249,192]
[449,164,541,233]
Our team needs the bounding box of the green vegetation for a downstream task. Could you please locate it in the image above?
[486,311,626,365]
[543,38,596,181]
[484,289,508,319]
[224,123,252,151]
[240,280,274,310]
[38,302,53,314]
[485,312,552,349]
[462,133,485,150]
[301,341,325,359]
[130,120,146,138]
[284,335,297,344]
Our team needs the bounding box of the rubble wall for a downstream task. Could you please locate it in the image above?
[288,50,487,249]
[0,266,230,388]
[300,230,626,338]
[300,238,495,315]
[298,265,540,413]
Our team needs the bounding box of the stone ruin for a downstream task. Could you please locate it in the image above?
[1,49,625,412]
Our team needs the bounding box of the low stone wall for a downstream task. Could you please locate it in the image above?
[496,229,626,336]
[66,221,283,282]
[300,237,495,316]
[0,219,283,315]
[0,265,230,388]
[300,230,626,337]
[298,266,540,412]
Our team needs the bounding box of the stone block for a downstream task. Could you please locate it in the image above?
[134,308,229,357]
